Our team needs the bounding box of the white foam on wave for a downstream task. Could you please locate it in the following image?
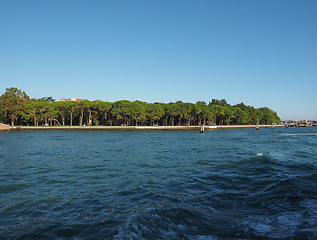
[114,210,183,240]
[256,153,264,157]
[243,200,317,239]
[281,133,317,136]
[302,199,317,226]
[246,217,272,234]
[188,235,217,240]
[114,208,218,240]
[244,214,295,239]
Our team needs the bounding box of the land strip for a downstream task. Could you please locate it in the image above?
[9,125,284,131]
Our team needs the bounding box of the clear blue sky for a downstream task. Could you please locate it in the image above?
[1,1,316,120]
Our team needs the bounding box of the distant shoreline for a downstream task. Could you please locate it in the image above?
[9,125,285,131]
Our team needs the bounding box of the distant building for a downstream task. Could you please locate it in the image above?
[287,120,297,124]
[298,120,313,127]
[285,120,299,127]
[60,98,87,102]
[285,119,314,127]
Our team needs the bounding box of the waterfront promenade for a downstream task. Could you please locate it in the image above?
[9,125,284,131]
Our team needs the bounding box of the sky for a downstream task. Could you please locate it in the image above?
[0,0,316,121]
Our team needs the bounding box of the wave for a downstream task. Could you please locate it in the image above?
[114,207,218,240]
[242,198,317,239]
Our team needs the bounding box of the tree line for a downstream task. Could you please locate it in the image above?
[0,87,280,127]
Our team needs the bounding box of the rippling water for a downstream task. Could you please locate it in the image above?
[0,127,316,239]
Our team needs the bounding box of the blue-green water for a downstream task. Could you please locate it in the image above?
[0,127,316,239]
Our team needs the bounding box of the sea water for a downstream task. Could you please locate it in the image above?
[0,127,316,239]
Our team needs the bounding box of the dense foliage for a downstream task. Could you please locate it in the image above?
[0,88,280,126]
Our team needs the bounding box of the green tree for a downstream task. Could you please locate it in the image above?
[0,87,30,126]
[65,101,78,126]
[175,101,185,126]
[258,107,280,124]
[0,108,5,123]
[86,101,103,126]
[130,101,145,126]
[211,99,229,106]
[165,103,179,126]
[206,104,217,125]
[0,90,282,127]
[77,100,90,126]
[111,100,133,126]
[235,108,249,125]
[194,101,207,125]
[38,96,55,103]
[23,101,45,126]
[224,106,235,125]
[182,103,194,126]
[97,101,112,125]
[54,101,69,126]
[40,102,61,126]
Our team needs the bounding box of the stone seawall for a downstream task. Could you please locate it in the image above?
[0,123,10,131]
[10,125,284,131]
